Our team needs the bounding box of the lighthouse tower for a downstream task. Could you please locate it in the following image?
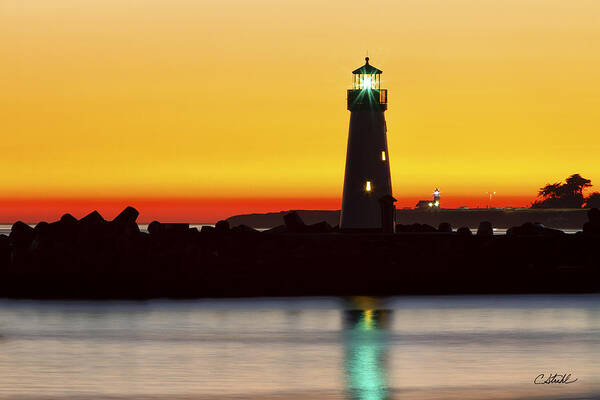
[340,57,394,231]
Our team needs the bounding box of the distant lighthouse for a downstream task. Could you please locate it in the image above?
[340,57,394,231]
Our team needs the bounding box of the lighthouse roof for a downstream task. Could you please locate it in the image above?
[352,57,382,74]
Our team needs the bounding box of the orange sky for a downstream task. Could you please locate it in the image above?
[1,0,600,222]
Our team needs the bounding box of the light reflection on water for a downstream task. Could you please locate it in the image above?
[344,304,390,400]
[0,295,599,400]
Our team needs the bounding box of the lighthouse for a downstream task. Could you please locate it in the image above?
[340,57,394,231]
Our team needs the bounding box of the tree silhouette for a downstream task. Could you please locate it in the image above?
[564,174,592,195]
[532,174,592,209]
[538,182,562,199]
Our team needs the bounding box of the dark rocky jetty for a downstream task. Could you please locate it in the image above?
[0,207,599,299]
[437,222,453,233]
[456,226,473,236]
[283,211,335,233]
[583,208,600,234]
[395,223,437,233]
[477,221,494,237]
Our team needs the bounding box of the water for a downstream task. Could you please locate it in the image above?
[0,295,599,400]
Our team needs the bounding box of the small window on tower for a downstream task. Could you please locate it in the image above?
[381,151,386,161]
[365,181,372,192]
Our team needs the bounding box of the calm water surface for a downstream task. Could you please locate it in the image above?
[0,295,599,400]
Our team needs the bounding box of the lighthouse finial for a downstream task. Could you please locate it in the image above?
[365,56,369,64]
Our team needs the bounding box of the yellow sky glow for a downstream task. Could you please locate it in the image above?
[1,0,600,218]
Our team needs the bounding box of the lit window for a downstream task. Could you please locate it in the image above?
[428,202,433,207]
[365,181,372,192]
[381,151,386,161]
[434,201,439,206]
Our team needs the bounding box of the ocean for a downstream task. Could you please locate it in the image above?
[0,295,599,399]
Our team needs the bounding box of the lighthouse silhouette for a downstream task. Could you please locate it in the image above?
[340,57,395,232]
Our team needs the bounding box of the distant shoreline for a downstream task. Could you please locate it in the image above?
[227,208,591,229]
[1,208,590,229]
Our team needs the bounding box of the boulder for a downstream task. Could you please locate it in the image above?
[215,220,230,233]
[506,222,564,237]
[0,234,9,265]
[395,224,408,232]
[0,234,9,252]
[77,211,110,244]
[113,206,139,224]
[79,210,106,226]
[148,222,191,235]
[0,234,8,250]
[33,221,49,233]
[46,219,78,241]
[52,214,79,237]
[583,208,600,235]
[395,223,437,233]
[306,221,333,233]
[283,211,306,233]
[477,221,494,237]
[263,225,287,234]
[418,223,437,233]
[410,223,437,233]
[456,226,473,236]
[164,223,191,233]
[60,213,78,225]
[9,221,35,247]
[231,224,258,233]
[438,222,452,233]
[589,208,600,224]
[583,221,600,235]
[148,221,162,235]
[110,207,140,237]
[29,222,52,251]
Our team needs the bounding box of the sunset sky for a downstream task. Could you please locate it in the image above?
[1,0,600,222]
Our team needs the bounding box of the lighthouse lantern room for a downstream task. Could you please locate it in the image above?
[347,57,388,111]
[341,57,394,231]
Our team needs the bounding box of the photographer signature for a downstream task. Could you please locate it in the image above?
[534,373,578,385]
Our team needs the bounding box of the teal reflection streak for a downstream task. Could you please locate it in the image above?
[344,309,389,400]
